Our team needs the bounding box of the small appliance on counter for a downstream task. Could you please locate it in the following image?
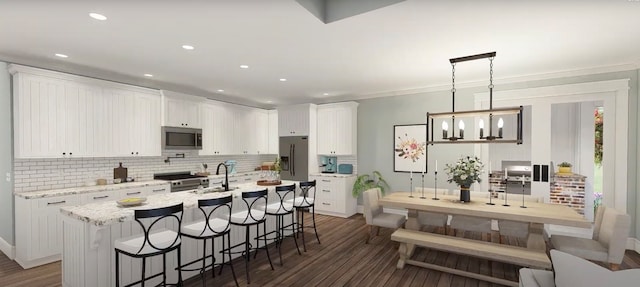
[338,164,353,174]
[320,156,337,173]
[225,160,237,174]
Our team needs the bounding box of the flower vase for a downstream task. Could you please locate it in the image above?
[459,185,471,202]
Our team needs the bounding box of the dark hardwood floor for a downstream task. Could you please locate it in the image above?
[1,213,639,286]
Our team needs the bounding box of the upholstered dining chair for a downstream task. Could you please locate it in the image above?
[414,187,448,234]
[550,206,631,270]
[497,194,543,245]
[447,189,494,241]
[362,188,406,244]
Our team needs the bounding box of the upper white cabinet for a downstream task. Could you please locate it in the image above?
[10,65,162,159]
[317,102,358,155]
[200,101,235,155]
[277,104,313,136]
[253,109,270,154]
[267,110,278,154]
[161,91,201,128]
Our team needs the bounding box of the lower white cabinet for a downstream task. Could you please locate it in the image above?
[309,175,357,218]
[14,183,170,269]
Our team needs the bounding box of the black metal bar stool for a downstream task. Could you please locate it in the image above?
[290,180,320,251]
[225,189,274,284]
[178,195,239,287]
[114,203,184,287]
[257,184,301,265]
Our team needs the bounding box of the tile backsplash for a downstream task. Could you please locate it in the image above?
[14,151,277,192]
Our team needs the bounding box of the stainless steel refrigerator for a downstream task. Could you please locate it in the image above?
[279,136,309,181]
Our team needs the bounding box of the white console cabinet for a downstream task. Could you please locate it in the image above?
[309,174,357,218]
[317,102,358,155]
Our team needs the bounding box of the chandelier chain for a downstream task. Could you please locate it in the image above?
[488,57,494,89]
[451,63,456,93]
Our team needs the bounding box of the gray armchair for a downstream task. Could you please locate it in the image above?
[550,206,630,270]
[363,188,406,243]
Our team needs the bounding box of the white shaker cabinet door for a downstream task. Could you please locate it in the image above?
[164,97,200,128]
[210,103,235,155]
[129,92,161,156]
[267,110,279,154]
[254,109,269,154]
[316,107,336,155]
[316,102,358,156]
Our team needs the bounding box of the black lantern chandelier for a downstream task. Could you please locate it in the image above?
[426,52,523,144]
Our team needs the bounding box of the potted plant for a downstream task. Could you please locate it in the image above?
[558,162,572,174]
[444,156,484,202]
[352,171,390,198]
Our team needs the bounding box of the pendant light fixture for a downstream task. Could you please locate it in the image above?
[426,52,523,144]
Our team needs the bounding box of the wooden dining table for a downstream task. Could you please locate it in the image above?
[379,191,591,269]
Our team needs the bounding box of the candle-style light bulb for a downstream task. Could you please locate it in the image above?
[498,117,504,138]
[479,119,484,138]
[442,121,449,139]
[458,120,465,139]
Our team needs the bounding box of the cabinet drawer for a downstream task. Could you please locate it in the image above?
[146,185,169,194]
[82,192,116,203]
[36,195,80,209]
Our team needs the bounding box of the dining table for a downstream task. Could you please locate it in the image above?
[379,191,591,268]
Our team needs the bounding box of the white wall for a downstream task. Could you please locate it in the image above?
[0,61,14,247]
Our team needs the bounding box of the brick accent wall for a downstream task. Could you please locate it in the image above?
[550,173,586,215]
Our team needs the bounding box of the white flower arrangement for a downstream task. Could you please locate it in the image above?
[444,156,484,188]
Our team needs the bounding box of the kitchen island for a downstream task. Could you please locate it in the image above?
[60,181,298,287]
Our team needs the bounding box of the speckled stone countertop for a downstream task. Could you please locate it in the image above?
[14,180,170,199]
[309,173,356,178]
[60,180,298,226]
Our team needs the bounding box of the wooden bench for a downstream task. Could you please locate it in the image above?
[391,228,552,287]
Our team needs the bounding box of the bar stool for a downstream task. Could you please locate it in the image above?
[257,184,301,265]
[178,195,238,287]
[226,189,274,284]
[114,203,183,287]
[290,180,320,251]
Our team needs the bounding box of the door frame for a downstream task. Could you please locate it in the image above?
[474,79,630,213]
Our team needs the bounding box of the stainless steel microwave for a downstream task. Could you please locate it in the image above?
[162,127,202,150]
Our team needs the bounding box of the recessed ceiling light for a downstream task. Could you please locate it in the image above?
[279,78,287,82]
[217,89,224,92]
[239,65,249,69]
[89,13,107,21]
[323,93,329,96]
[266,100,273,103]
[54,53,68,58]
[143,74,153,77]
[182,45,195,50]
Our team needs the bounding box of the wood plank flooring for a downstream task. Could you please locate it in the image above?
[1,213,640,287]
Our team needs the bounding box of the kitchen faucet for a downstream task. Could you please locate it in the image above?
[216,163,230,191]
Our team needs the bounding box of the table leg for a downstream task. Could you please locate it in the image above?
[527,223,547,251]
[397,242,415,269]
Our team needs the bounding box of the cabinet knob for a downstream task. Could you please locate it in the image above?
[69,152,72,156]
[62,152,66,155]
[131,152,134,155]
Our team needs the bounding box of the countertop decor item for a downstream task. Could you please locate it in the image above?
[116,197,146,207]
[113,162,128,181]
[426,52,523,146]
[444,156,484,202]
[256,180,282,186]
[352,171,389,198]
[96,179,107,185]
[557,162,572,174]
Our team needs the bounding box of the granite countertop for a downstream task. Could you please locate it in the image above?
[60,180,298,226]
[309,173,356,178]
[14,180,170,199]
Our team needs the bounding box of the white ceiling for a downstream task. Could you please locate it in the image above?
[1,0,639,108]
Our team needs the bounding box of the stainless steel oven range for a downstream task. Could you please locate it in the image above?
[154,171,209,192]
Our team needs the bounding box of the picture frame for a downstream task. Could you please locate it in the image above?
[393,124,427,173]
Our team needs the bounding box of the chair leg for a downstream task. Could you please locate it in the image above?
[245,226,251,284]
[227,233,240,287]
[375,226,380,236]
[610,263,620,271]
[291,212,301,255]
[210,237,216,279]
[141,256,146,287]
[263,221,275,270]
[312,207,321,244]
[253,224,260,259]
[277,215,283,266]
[177,245,183,287]
[115,251,120,287]
[301,208,307,252]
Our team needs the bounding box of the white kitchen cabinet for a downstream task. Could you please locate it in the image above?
[10,65,162,159]
[14,183,170,269]
[309,174,357,218]
[268,110,279,154]
[200,101,235,155]
[317,102,358,155]
[232,106,270,155]
[254,109,270,154]
[163,94,201,128]
[277,104,312,136]
[14,194,81,268]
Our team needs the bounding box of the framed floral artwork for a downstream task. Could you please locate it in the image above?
[393,124,427,173]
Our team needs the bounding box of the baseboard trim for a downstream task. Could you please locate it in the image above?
[0,236,15,260]
[627,237,640,253]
